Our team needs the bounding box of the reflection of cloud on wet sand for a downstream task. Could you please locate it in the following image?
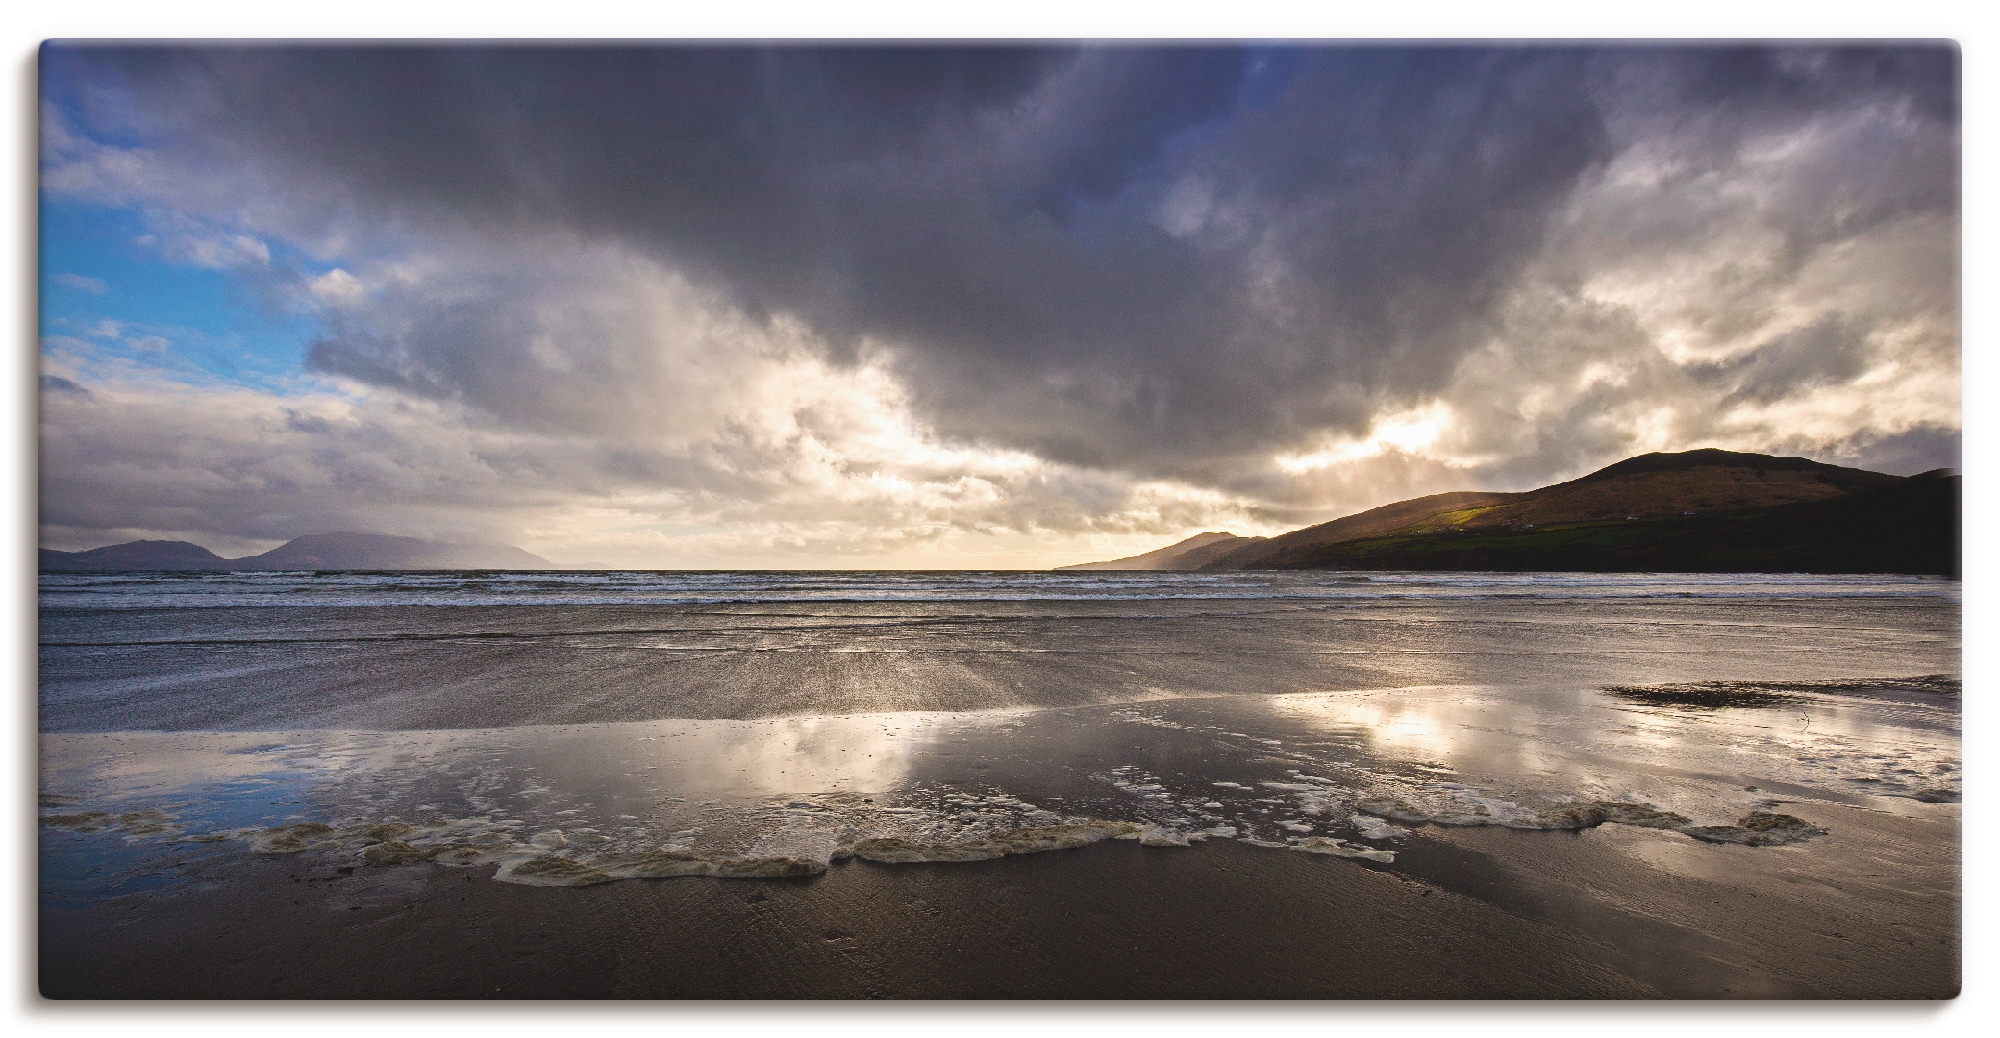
[677,715,933,796]
[1261,679,1960,813]
[41,731,382,798]
[39,710,1044,829]
[1262,685,1703,798]
[1264,687,1479,765]
[481,711,1035,801]
[1263,685,1603,790]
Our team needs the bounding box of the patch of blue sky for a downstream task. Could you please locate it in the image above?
[39,46,158,151]
[39,199,333,394]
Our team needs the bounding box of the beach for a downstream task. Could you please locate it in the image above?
[38,571,1961,998]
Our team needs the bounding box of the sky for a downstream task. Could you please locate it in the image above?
[36,43,1961,568]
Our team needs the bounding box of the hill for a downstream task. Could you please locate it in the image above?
[1198,450,1955,576]
[40,532,554,572]
[1056,532,1267,571]
[232,533,552,571]
[39,539,235,572]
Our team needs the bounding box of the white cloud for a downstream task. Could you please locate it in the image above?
[53,272,106,294]
[306,268,366,307]
[38,280,1266,566]
[135,230,271,269]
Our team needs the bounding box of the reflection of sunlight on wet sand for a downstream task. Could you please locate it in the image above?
[42,709,1045,810]
[729,709,1033,796]
[703,715,927,795]
[1266,687,1472,763]
[530,710,1035,800]
[1257,680,1961,820]
[1263,687,1689,792]
[1602,710,1696,756]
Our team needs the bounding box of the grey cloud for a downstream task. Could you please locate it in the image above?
[1826,425,1961,477]
[1692,314,1873,405]
[45,47,1605,466]
[281,408,335,434]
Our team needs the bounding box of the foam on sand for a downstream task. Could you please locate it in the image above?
[1095,745,1836,859]
[1291,837,1395,863]
[497,848,825,886]
[1128,825,1197,847]
[1354,794,1823,846]
[852,820,1145,860]
[495,818,1152,886]
[79,786,1165,888]
[1351,816,1407,841]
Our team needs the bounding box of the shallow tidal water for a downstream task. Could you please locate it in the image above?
[38,570,1961,997]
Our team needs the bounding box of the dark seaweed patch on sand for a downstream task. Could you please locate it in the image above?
[1680,811,1827,847]
[1603,674,1958,709]
[39,808,180,837]
[1603,682,1806,709]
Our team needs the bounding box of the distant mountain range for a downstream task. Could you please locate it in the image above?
[1059,449,1959,576]
[40,532,554,572]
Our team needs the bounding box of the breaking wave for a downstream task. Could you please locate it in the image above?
[39,569,1956,611]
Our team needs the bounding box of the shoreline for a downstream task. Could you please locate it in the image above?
[40,797,1958,999]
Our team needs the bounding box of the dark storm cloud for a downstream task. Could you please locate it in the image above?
[41,45,1611,468]
[39,42,1962,551]
[1649,45,1957,126]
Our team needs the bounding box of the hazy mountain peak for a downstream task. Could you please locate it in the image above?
[42,532,554,572]
[235,533,554,571]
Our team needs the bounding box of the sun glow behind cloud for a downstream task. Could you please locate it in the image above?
[1274,402,1457,474]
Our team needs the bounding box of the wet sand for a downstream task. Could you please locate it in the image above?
[41,798,1955,999]
[39,588,1958,731]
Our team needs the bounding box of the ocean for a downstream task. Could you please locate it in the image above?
[37,570,1962,997]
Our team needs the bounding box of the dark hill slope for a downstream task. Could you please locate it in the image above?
[1167,534,1272,570]
[1201,491,1515,570]
[1206,449,1907,571]
[1057,532,1267,571]
[39,540,234,572]
[1453,449,1900,530]
[1223,471,1958,576]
